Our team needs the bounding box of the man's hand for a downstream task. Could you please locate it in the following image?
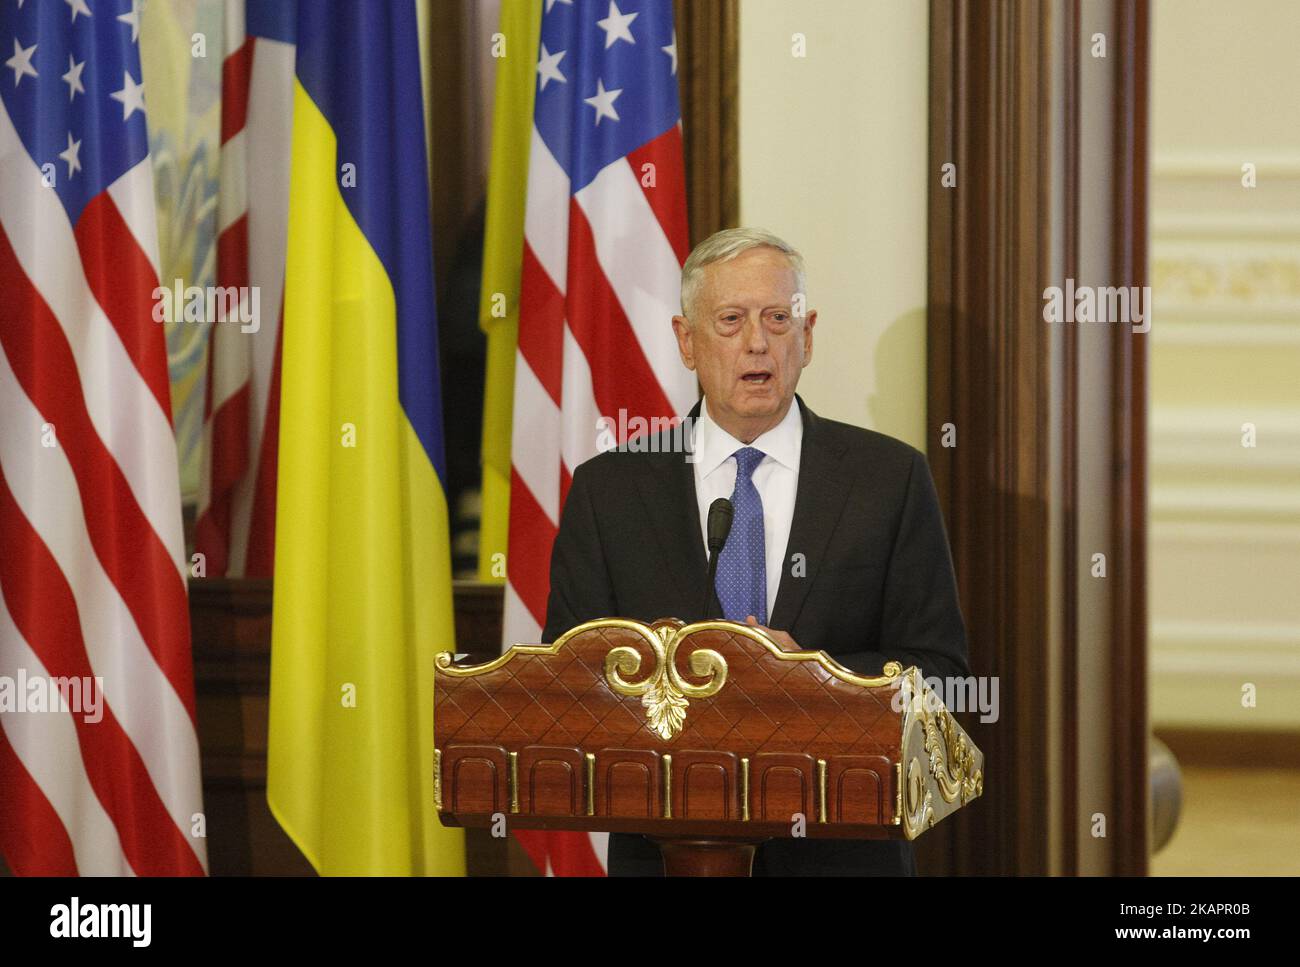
[744,615,800,652]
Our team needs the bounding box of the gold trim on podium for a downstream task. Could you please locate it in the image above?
[897,667,985,839]
[585,753,595,817]
[740,757,750,821]
[817,759,828,823]
[663,755,673,818]
[436,617,906,740]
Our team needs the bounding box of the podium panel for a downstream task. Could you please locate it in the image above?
[436,617,984,847]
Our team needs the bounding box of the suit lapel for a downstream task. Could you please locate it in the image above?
[769,397,851,631]
[634,400,708,609]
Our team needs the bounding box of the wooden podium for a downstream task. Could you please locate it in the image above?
[434,617,984,875]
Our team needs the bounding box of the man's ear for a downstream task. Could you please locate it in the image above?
[801,309,817,367]
[672,315,696,370]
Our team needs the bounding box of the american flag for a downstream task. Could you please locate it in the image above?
[0,0,206,874]
[193,0,293,579]
[505,0,697,876]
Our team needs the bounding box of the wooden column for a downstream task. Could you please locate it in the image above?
[674,0,739,244]
[924,0,1149,876]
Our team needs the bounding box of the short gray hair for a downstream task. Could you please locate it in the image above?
[679,227,807,319]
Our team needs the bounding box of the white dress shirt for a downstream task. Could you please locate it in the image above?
[692,397,804,621]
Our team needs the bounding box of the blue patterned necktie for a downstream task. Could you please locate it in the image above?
[715,447,767,625]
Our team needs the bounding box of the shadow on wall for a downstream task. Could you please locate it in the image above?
[866,306,927,444]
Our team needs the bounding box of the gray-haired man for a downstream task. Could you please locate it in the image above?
[542,228,970,876]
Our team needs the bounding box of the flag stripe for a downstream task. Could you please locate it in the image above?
[196,8,253,578]
[72,193,172,417]
[0,346,205,864]
[502,583,542,649]
[625,126,690,266]
[238,315,284,577]
[559,463,573,519]
[0,598,130,876]
[236,36,294,563]
[216,212,252,297]
[217,134,249,241]
[193,382,251,577]
[559,325,603,476]
[573,164,695,414]
[545,828,605,877]
[0,234,196,717]
[105,160,163,281]
[0,717,80,876]
[517,243,565,405]
[197,28,292,578]
[510,353,562,522]
[564,200,676,425]
[510,829,551,872]
[221,40,255,146]
[522,128,571,296]
[0,463,203,876]
[507,467,560,629]
[195,197,252,576]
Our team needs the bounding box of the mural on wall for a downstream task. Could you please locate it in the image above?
[140,0,224,502]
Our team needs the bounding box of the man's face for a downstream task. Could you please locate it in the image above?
[672,246,816,442]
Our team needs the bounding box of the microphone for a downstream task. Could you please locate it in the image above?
[702,498,734,619]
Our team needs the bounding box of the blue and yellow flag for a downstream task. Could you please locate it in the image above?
[267,0,465,875]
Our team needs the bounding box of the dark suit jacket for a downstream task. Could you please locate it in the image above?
[541,395,970,876]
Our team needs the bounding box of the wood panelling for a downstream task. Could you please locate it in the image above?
[924,0,1150,876]
[1110,0,1150,878]
[425,0,480,300]
[674,0,739,244]
[674,752,738,821]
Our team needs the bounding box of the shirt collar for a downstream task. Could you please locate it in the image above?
[693,396,804,477]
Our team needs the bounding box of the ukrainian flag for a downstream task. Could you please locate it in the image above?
[477,0,541,582]
[267,0,465,875]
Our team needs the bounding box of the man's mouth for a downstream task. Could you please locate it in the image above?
[741,370,771,384]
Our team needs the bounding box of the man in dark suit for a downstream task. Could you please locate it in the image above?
[541,228,970,876]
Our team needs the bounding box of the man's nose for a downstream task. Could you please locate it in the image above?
[742,313,768,352]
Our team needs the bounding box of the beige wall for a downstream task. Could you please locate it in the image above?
[738,0,930,451]
[1151,0,1300,730]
